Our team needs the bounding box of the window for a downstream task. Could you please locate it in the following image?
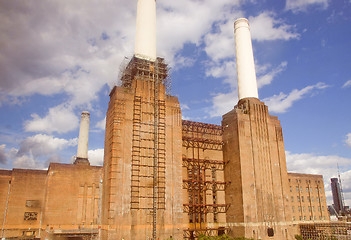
[291,196,294,202]
[292,216,296,221]
[308,206,311,212]
[303,206,305,212]
[316,187,318,193]
[25,200,40,208]
[296,186,299,192]
[299,216,302,221]
[317,197,319,202]
[297,196,300,202]
[298,206,301,212]
[307,196,310,202]
[313,206,315,212]
[306,187,309,192]
[310,216,312,220]
[290,186,292,192]
[303,216,306,221]
[267,228,274,237]
[312,197,314,202]
[24,212,38,221]
[23,231,35,237]
[300,187,303,192]
[292,206,295,212]
[301,196,304,202]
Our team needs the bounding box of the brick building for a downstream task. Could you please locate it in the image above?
[288,173,329,222]
[0,1,330,240]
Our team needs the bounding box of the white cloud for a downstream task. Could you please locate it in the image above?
[263,82,328,113]
[172,55,196,70]
[0,0,135,108]
[95,117,106,131]
[7,134,77,169]
[286,151,351,206]
[204,20,236,62]
[24,104,79,134]
[180,103,190,111]
[249,12,300,41]
[157,0,241,64]
[88,148,104,166]
[207,90,238,118]
[206,61,237,87]
[342,80,351,88]
[346,133,351,148]
[13,154,41,170]
[286,0,329,12]
[257,62,287,88]
[17,134,77,158]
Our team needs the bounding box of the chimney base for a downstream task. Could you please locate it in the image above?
[74,157,90,165]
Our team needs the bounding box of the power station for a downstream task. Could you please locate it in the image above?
[1,0,343,239]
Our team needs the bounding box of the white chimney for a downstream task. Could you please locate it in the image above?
[75,111,90,165]
[234,18,259,100]
[134,0,156,61]
[134,0,157,62]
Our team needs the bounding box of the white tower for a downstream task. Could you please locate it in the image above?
[134,0,157,61]
[234,18,259,100]
[75,111,90,165]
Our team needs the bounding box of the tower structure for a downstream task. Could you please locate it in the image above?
[222,18,293,239]
[74,111,90,165]
[331,178,344,215]
[101,0,184,239]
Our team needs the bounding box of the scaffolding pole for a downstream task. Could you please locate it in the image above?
[152,59,159,240]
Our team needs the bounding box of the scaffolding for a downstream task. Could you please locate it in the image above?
[300,222,351,240]
[182,120,230,238]
[125,56,168,240]
[119,56,171,95]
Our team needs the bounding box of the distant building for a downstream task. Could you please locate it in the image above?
[331,178,344,215]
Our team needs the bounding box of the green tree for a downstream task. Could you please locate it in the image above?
[197,234,253,240]
[295,235,304,240]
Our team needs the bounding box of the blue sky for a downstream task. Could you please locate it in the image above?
[0,0,350,206]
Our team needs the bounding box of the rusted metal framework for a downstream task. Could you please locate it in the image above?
[182,120,230,238]
[183,204,230,214]
[182,120,224,151]
[119,56,171,94]
[183,180,230,192]
[300,222,351,240]
[182,158,229,171]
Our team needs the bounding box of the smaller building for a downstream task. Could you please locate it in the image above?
[288,173,329,223]
[0,163,102,240]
